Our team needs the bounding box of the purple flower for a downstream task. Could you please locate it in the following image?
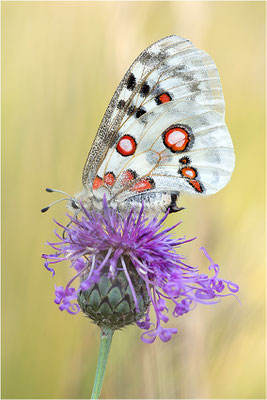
[42,198,239,343]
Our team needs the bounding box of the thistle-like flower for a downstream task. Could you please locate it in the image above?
[42,199,239,343]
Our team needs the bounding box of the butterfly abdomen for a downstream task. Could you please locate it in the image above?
[115,191,180,217]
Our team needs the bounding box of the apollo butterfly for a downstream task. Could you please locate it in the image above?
[47,35,235,217]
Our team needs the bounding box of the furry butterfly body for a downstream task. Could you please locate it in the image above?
[73,35,234,216]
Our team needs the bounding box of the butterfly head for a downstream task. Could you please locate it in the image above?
[70,187,93,213]
[71,185,112,214]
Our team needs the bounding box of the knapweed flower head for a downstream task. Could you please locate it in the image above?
[42,198,239,343]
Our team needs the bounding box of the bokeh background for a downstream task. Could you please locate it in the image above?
[2,1,265,399]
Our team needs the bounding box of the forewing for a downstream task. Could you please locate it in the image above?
[82,35,225,185]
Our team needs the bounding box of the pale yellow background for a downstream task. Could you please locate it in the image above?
[2,1,265,399]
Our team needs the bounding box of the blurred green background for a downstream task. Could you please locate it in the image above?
[2,1,265,399]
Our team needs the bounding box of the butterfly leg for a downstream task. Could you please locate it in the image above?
[63,208,80,239]
[168,193,185,214]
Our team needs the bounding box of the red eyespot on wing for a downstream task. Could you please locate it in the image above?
[163,126,191,153]
[132,177,155,193]
[121,169,138,185]
[116,135,136,156]
[181,167,197,179]
[189,179,203,193]
[104,172,116,186]
[92,176,103,190]
[179,165,204,193]
[159,93,171,103]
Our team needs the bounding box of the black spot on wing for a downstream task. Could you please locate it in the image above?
[136,108,146,118]
[117,99,126,110]
[127,105,136,116]
[179,156,191,164]
[126,73,136,90]
[140,82,150,97]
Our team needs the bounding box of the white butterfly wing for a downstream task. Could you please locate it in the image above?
[81,35,234,211]
[83,36,226,182]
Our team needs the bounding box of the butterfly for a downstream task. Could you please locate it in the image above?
[61,35,235,217]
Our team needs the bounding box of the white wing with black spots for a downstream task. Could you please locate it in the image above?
[75,35,234,216]
[82,35,225,185]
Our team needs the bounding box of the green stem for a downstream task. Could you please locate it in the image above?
[91,327,114,399]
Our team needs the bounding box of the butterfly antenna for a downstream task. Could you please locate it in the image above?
[45,188,73,198]
[41,188,79,213]
[41,197,71,213]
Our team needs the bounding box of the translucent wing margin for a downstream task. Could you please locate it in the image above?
[82,35,225,185]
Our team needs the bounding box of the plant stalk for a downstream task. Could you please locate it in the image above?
[91,327,114,399]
